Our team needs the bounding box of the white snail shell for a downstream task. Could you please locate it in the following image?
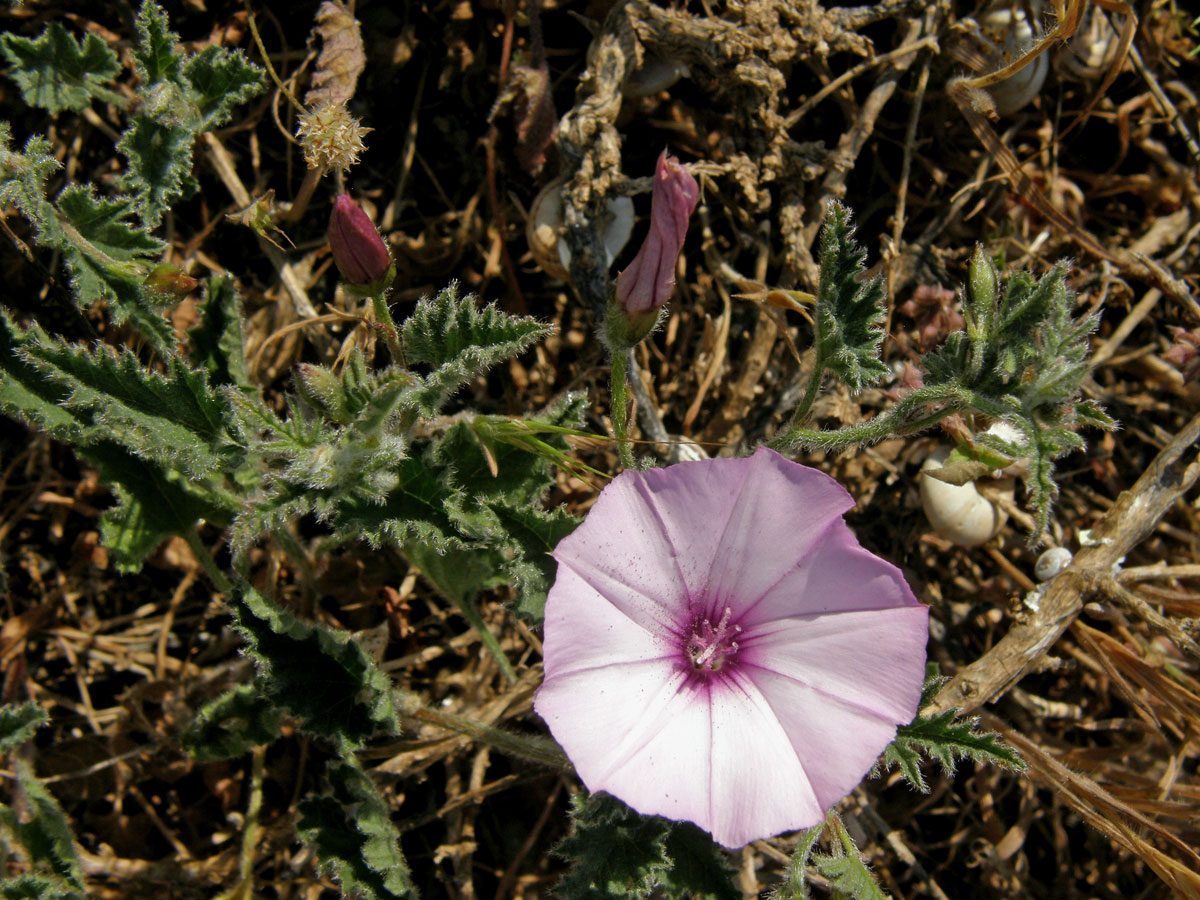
[978,6,1050,115]
[528,180,634,281]
[920,446,1011,547]
[1035,546,1073,581]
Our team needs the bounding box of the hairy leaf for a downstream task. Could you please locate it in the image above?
[659,825,739,900]
[812,202,888,393]
[90,443,236,572]
[297,758,415,900]
[0,702,47,752]
[20,324,240,480]
[0,873,83,900]
[554,793,674,900]
[879,670,1025,792]
[401,284,549,413]
[181,683,282,762]
[810,815,890,900]
[0,760,83,891]
[232,585,399,749]
[189,275,250,390]
[0,22,122,113]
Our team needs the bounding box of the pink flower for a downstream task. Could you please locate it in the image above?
[615,152,699,315]
[534,448,928,848]
[327,194,391,287]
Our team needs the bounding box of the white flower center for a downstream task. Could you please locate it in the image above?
[685,606,741,673]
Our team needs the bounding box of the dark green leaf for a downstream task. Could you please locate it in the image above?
[181,683,282,762]
[296,758,415,900]
[0,22,122,113]
[813,202,888,393]
[554,793,673,900]
[189,275,250,390]
[232,585,399,748]
[132,0,183,86]
[88,443,236,572]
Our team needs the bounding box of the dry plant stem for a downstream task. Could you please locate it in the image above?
[279,164,323,225]
[1082,571,1200,662]
[998,724,1200,896]
[927,410,1200,717]
[202,132,318,319]
[1125,40,1200,169]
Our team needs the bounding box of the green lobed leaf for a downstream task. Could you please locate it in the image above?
[0,127,61,240]
[89,443,237,572]
[0,22,122,113]
[53,185,174,348]
[117,116,194,229]
[659,825,740,900]
[189,275,251,390]
[554,793,674,900]
[180,683,282,762]
[0,760,84,891]
[296,757,415,900]
[231,585,399,749]
[0,873,83,900]
[121,3,263,226]
[880,684,1025,794]
[0,310,87,442]
[400,284,550,414]
[20,322,239,480]
[810,815,890,900]
[132,0,184,86]
[0,701,47,752]
[813,202,889,393]
[183,46,265,130]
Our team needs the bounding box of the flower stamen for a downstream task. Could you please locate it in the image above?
[686,606,741,673]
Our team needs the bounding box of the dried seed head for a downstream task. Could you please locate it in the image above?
[296,102,370,173]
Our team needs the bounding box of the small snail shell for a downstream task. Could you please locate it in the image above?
[1035,546,1073,581]
[528,180,634,281]
[978,6,1050,115]
[1059,7,1120,81]
[920,447,1011,547]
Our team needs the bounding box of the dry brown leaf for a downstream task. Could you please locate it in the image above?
[304,0,366,110]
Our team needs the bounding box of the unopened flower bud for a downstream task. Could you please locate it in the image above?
[616,152,699,316]
[607,152,699,348]
[144,264,198,297]
[327,194,392,290]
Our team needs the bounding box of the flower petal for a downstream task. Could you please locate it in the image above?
[744,665,907,809]
[634,448,855,617]
[541,565,677,679]
[738,524,919,627]
[536,664,828,847]
[552,469,689,634]
[740,605,929,723]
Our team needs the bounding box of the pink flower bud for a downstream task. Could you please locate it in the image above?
[327,194,391,287]
[615,152,699,315]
